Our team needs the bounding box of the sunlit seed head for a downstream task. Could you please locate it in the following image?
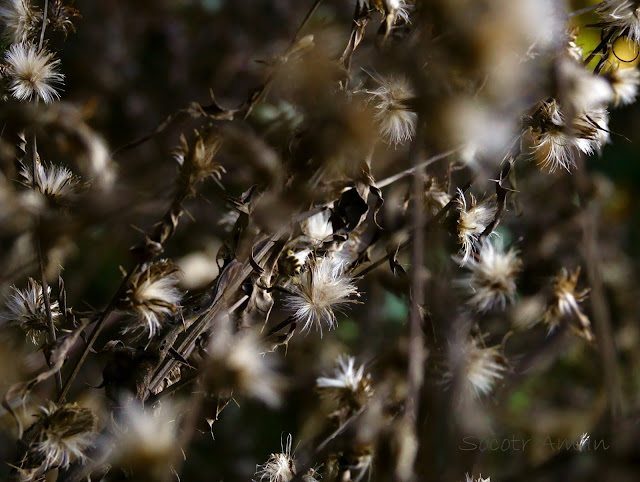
[20,159,82,203]
[316,355,374,410]
[0,0,41,44]
[4,43,64,103]
[366,74,418,147]
[284,256,359,335]
[459,241,521,312]
[606,66,640,106]
[254,434,319,482]
[301,210,333,244]
[109,401,178,477]
[460,338,507,398]
[212,331,284,408]
[122,260,182,339]
[1,278,61,344]
[597,0,640,43]
[456,191,498,265]
[543,267,593,342]
[33,402,97,471]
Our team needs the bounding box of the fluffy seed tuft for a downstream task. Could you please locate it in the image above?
[284,256,359,335]
[4,42,64,103]
[1,278,61,344]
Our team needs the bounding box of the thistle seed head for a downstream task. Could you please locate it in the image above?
[2,278,61,344]
[316,355,374,411]
[284,256,360,335]
[4,43,64,103]
[32,402,97,471]
[121,260,182,339]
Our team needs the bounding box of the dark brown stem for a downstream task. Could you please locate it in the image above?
[397,139,427,481]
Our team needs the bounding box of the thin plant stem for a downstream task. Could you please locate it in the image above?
[38,0,49,51]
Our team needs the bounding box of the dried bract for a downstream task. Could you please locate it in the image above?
[175,129,226,195]
[4,43,64,103]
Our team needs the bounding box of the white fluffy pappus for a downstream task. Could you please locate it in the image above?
[4,42,64,103]
[365,73,418,147]
[458,241,521,312]
[284,256,360,335]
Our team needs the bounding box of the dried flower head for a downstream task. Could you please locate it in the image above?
[458,241,521,312]
[366,73,417,146]
[284,256,359,335]
[20,159,82,203]
[109,402,178,478]
[543,267,593,342]
[254,434,319,482]
[4,42,64,103]
[316,355,374,411]
[566,29,583,62]
[558,58,614,113]
[121,260,182,339]
[0,0,41,43]
[456,190,498,265]
[31,402,97,471]
[449,337,507,398]
[465,474,491,482]
[209,331,284,408]
[597,0,640,43]
[301,210,333,244]
[572,107,610,156]
[280,248,311,276]
[379,0,411,30]
[577,432,590,452]
[1,278,61,344]
[254,434,295,482]
[424,177,451,215]
[175,130,226,195]
[529,100,577,172]
[605,65,640,106]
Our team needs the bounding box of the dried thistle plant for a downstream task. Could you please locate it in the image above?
[1,1,638,481]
